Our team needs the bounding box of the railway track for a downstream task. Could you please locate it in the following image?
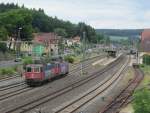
[69,55,105,74]
[99,66,144,113]
[0,74,20,82]
[1,55,126,113]
[0,86,32,101]
[70,54,106,67]
[0,82,28,101]
[0,55,104,101]
[52,56,129,113]
[0,81,26,91]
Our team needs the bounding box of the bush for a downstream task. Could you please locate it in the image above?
[64,55,75,63]
[143,54,150,65]
[0,43,7,53]
[140,64,145,68]
[0,68,15,75]
[23,57,33,65]
[13,65,18,71]
[133,88,150,113]
[23,57,33,69]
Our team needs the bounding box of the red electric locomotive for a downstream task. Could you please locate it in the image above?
[24,57,69,86]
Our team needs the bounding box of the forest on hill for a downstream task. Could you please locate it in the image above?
[96,29,143,37]
[0,3,104,43]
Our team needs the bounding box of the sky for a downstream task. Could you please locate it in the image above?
[0,0,150,29]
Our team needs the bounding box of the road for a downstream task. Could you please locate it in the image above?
[0,60,22,68]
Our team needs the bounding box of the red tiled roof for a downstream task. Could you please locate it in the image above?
[72,36,80,43]
[141,29,150,41]
[33,33,60,44]
[73,36,80,40]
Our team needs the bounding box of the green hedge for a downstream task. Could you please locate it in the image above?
[133,88,150,113]
[23,57,33,69]
[143,54,150,65]
[0,68,15,75]
[64,55,75,63]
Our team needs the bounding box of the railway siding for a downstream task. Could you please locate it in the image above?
[52,56,129,113]
[100,66,144,113]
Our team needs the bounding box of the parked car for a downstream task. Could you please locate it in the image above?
[14,57,22,62]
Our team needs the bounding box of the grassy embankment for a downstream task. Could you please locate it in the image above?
[121,64,150,113]
[0,57,30,79]
[139,65,150,87]
[0,66,18,78]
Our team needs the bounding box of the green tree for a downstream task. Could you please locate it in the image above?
[0,43,7,53]
[105,36,110,45]
[76,22,98,43]
[0,3,19,13]
[0,3,105,46]
[0,26,8,41]
[143,54,150,65]
[0,9,33,41]
[32,10,53,32]
[0,8,34,52]
[91,33,105,43]
[133,89,150,113]
[54,28,67,37]
[0,27,8,53]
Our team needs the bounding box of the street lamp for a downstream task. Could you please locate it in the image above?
[16,27,22,57]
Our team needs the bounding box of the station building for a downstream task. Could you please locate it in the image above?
[139,29,150,64]
[141,29,150,53]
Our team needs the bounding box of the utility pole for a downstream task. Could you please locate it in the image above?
[136,38,140,64]
[16,27,22,58]
[81,32,86,75]
[58,36,64,56]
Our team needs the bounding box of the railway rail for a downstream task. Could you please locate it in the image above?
[1,55,125,113]
[0,74,20,82]
[0,82,28,101]
[0,55,104,101]
[0,86,32,101]
[69,55,104,74]
[52,56,129,113]
[99,65,144,113]
[0,81,26,91]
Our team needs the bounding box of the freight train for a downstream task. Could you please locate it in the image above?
[24,57,69,86]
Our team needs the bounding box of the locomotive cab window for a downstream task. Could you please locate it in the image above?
[34,67,40,72]
[26,67,32,72]
[40,67,43,72]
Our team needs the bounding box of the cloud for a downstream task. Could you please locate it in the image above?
[0,0,150,29]
[143,11,150,20]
